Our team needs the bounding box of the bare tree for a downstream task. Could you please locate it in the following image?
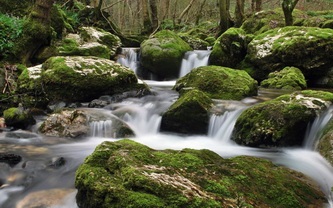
[150,0,159,31]
[251,0,262,12]
[235,0,245,27]
[177,0,196,24]
[219,0,231,36]
[282,0,299,26]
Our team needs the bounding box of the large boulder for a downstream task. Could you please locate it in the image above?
[232,90,333,147]
[160,90,213,135]
[58,27,121,59]
[209,28,248,68]
[39,109,135,138]
[174,66,257,100]
[17,56,149,106]
[260,66,307,90]
[140,30,192,79]
[245,26,333,83]
[75,139,325,208]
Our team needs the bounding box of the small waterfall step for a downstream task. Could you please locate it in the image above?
[179,50,211,77]
[117,48,140,74]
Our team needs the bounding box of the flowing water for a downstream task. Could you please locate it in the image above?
[1,52,333,207]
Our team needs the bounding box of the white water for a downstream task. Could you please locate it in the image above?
[179,50,211,77]
[117,48,140,74]
[117,48,211,79]
[1,84,333,207]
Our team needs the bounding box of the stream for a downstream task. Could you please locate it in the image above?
[1,49,333,207]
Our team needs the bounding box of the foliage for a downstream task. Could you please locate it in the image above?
[0,14,27,61]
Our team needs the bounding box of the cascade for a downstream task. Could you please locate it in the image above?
[2,83,333,207]
[89,120,113,138]
[179,50,211,77]
[304,106,333,149]
[117,48,140,74]
[208,107,247,142]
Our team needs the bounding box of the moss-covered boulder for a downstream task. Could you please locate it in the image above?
[140,30,192,79]
[17,56,149,106]
[241,9,307,35]
[57,27,121,59]
[75,139,326,208]
[39,109,134,138]
[245,26,333,83]
[209,28,248,68]
[3,107,36,129]
[174,66,257,100]
[160,90,213,135]
[232,90,333,147]
[260,66,307,90]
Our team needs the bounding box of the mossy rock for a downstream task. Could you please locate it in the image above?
[140,30,192,79]
[232,90,333,147]
[317,118,333,166]
[3,107,36,129]
[57,27,121,59]
[209,27,248,68]
[174,65,257,100]
[260,66,307,90]
[160,89,213,135]
[75,139,326,208]
[241,8,307,35]
[245,26,333,83]
[17,56,149,105]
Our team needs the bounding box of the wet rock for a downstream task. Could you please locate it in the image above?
[16,188,76,208]
[39,108,135,138]
[17,56,149,106]
[48,157,66,168]
[39,109,89,138]
[174,65,258,100]
[0,153,22,167]
[140,30,192,79]
[75,139,325,208]
[161,89,213,135]
[5,130,40,140]
[232,90,333,147]
[3,107,36,130]
[209,27,248,68]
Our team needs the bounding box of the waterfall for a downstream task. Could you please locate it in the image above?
[117,48,140,74]
[179,50,211,77]
[89,120,113,138]
[304,106,333,150]
[208,107,246,142]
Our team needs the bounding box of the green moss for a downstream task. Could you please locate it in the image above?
[75,139,325,208]
[209,27,247,68]
[260,67,307,90]
[233,90,333,147]
[160,89,213,134]
[174,65,257,100]
[140,30,192,79]
[3,107,35,129]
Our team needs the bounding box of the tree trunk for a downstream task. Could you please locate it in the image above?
[251,0,262,12]
[31,0,55,23]
[219,0,230,36]
[142,0,151,34]
[235,0,245,27]
[162,0,170,20]
[149,0,159,31]
[177,0,196,24]
[282,0,299,26]
[195,0,207,25]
